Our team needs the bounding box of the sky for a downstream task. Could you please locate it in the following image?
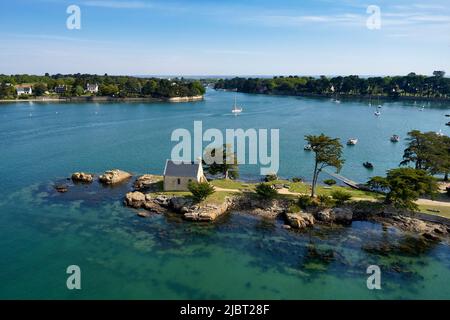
[0,0,449,76]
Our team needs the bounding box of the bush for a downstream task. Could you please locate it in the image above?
[288,203,301,213]
[317,194,334,207]
[255,183,278,199]
[264,174,278,182]
[331,190,352,205]
[323,179,337,186]
[292,177,302,183]
[188,181,215,202]
[297,194,313,209]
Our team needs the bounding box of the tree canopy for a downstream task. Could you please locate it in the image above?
[368,168,438,211]
[203,144,239,180]
[401,130,450,180]
[305,134,344,197]
[214,72,450,99]
[0,74,205,99]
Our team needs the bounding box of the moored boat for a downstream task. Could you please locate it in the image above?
[347,138,358,145]
[231,96,243,114]
[363,162,374,169]
[390,134,400,142]
[304,144,312,151]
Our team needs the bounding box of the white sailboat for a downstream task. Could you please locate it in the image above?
[232,96,243,114]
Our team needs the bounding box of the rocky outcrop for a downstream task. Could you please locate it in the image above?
[388,215,448,240]
[125,191,147,208]
[183,198,233,222]
[314,207,353,223]
[233,197,288,218]
[170,197,194,213]
[99,169,132,185]
[331,207,353,223]
[71,172,94,183]
[285,212,315,229]
[134,174,162,191]
[124,191,168,214]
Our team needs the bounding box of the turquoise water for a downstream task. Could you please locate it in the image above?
[0,90,449,299]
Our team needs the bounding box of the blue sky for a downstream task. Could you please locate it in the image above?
[1,0,449,76]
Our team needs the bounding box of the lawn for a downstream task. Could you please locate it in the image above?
[210,179,256,191]
[418,204,450,219]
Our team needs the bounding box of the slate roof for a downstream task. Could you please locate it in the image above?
[163,160,201,177]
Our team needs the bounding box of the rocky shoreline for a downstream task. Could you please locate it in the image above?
[0,95,204,103]
[56,170,450,242]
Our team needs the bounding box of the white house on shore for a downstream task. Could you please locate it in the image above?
[86,83,99,94]
[16,85,32,95]
[163,160,207,191]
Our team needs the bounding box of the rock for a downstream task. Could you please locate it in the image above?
[134,174,161,191]
[315,208,333,222]
[124,191,146,208]
[183,198,232,221]
[99,169,132,185]
[170,197,193,211]
[71,172,94,183]
[55,184,68,193]
[285,212,315,229]
[422,232,440,241]
[137,211,150,218]
[331,207,353,223]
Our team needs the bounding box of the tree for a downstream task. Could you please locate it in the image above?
[401,130,450,179]
[73,85,84,96]
[368,168,438,211]
[433,71,445,78]
[99,84,119,96]
[203,144,239,179]
[33,83,47,96]
[305,134,344,197]
[255,183,278,199]
[188,181,215,202]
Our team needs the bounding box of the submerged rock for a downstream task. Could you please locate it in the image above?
[99,169,132,185]
[55,184,68,193]
[71,172,94,183]
[137,211,151,218]
[285,212,315,229]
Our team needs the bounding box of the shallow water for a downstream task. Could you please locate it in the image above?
[0,90,449,299]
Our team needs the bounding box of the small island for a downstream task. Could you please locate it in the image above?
[0,74,205,102]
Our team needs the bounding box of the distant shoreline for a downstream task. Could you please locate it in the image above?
[217,89,450,102]
[0,95,204,104]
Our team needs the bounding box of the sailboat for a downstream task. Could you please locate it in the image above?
[231,96,243,114]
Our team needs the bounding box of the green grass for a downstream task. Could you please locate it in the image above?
[203,191,238,205]
[289,182,383,200]
[210,179,255,191]
[418,204,450,219]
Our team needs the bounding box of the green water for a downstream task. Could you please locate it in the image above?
[0,90,449,299]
